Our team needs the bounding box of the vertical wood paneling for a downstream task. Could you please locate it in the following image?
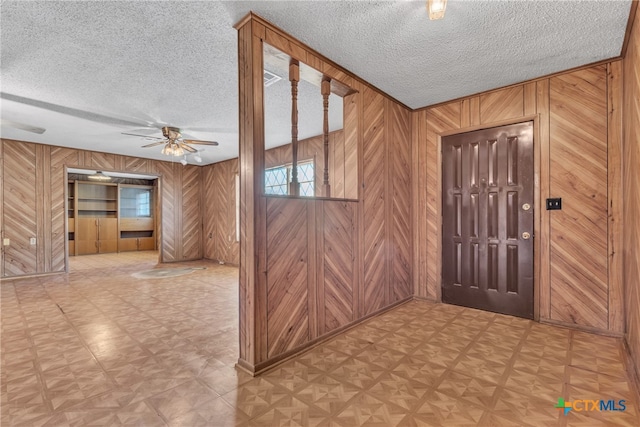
[362,86,386,314]
[389,102,412,302]
[266,198,309,357]
[549,66,608,330]
[607,61,623,334]
[3,142,37,276]
[181,165,202,260]
[537,80,552,320]
[343,92,358,200]
[322,201,355,333]
[480,86,524,124]
[35,145,52,272]
[623,9,640,378]
[425,102,460,299]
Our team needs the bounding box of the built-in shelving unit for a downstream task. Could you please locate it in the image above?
[67,177,157,256]
[119,185,156,252]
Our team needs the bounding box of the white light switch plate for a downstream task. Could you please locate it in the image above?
[30,237,37,245]
[2,238,9,246]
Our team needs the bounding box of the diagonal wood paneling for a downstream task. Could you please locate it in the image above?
[425,102,461,299]
[50,147,79,271]
[549,66,608,330]
[266,197,309,357]
[362,86,386,315]
[203,163,216,259]
[181,165,202,260]
[480,86,525,124]
[3,141,37,276]
[124,156,150,173]
[322,201,355,333]
[156,161,177,261]
[389,102,412,302]
[90,152,116,171]
[623,8,640,376]
[203,159,239,265]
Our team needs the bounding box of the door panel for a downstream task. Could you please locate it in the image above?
[442,121,534,319]
[76,218,98,255]
[98,218,118,253]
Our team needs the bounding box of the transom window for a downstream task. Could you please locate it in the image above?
[265,160,315,197]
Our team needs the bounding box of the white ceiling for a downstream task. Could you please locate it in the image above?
[0,1,632,166]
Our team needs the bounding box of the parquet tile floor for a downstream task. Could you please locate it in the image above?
[1,252,638,426]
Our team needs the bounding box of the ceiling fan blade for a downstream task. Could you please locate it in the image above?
[126,128,163,136]
[1,119,46,134]
[183,139,219,146]
[122,132,164,140]
[141,141,167,148]
[180,143,198,153]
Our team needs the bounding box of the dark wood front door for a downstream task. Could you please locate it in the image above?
[441,121,534,319]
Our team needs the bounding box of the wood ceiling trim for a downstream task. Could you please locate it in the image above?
[621,0,639,57]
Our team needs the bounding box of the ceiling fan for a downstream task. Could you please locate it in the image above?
[123,126,218,157]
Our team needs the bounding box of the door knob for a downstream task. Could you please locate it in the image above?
[522,203,531,211]
[522,232,531,240]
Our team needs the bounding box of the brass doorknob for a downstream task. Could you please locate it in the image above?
[522,232,531,240]
[522,203,531,211]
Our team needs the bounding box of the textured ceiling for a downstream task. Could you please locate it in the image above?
[0,1,632,165]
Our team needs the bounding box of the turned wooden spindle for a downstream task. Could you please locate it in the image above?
[321,77,331,197]
[289,60,300,197]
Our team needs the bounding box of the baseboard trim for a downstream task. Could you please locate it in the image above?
[539,318,624,338]
[237,296,413,376]
[0,271,65,281]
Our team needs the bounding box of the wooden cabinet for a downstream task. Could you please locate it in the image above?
[66,181,156,255]
[76,217,118,255]
[72,182,119,255]
[118,185,156,252]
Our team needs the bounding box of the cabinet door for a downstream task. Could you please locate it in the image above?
[76,218,99,255]
[137,237,156,251]
[118,238,138,252]
[98,218,119,253]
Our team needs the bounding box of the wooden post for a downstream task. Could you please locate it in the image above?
[322,77,331,197]
[289,60,300,196]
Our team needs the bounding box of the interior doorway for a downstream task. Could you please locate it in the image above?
[66,168,159,269]
[441,121,534,319]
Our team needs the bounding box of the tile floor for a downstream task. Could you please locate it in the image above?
[1,252,638,426]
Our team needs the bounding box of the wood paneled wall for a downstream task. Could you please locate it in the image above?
[236,14,413,373]
[203,158,240,265]
[623,7,640,382]
[0,139,203,277]
[412,63,624,334]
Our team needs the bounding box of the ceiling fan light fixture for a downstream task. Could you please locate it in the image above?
[172,143,184,157]
[88,171,111,181]
[427,0,447,20]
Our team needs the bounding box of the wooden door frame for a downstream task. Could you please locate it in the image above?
[435,115,541,321]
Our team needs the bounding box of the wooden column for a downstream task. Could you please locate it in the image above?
[235,14,267,372]
[289,60,300,196]
[322,77,331,197]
